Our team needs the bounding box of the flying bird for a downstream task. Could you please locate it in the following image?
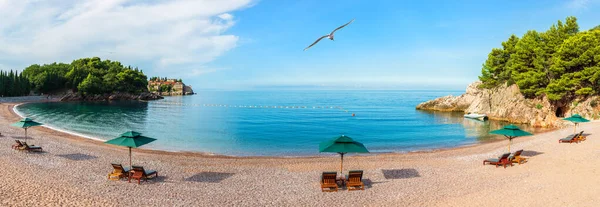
[304,19,354,51]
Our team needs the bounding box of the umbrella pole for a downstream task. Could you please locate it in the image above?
[340,153,345,175]
[129,147,132,169]
[25,128,27,139]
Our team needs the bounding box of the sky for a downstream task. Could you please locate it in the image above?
[1,0,600,90]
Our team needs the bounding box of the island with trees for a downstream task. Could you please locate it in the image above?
[0,57,162,101]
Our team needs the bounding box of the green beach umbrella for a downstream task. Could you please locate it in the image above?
[489,124,533,152]
[11,118,43,139]
[104,131,156,169]
[563,114,590,134]
[319,135,369,174]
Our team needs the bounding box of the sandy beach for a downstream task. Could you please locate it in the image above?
[1,101,600,207]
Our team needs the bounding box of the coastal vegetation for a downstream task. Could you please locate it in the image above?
[479,16,600,102]
[0,70,31,97]
[22,57,148,95]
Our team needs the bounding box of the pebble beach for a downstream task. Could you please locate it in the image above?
[1,100,600,206]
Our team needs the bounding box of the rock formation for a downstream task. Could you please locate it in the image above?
[416,81,599,127]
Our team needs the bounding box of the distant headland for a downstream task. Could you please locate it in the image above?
[417,16,600,127]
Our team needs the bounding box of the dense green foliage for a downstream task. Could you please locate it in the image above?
[479,17,600,101]
[22,57,148,95]
[0,70,31,97]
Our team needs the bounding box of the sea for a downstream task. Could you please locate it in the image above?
[14,90,545,156]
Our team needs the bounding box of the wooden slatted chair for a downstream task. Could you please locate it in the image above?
[483,153,512,168]
[108,163,130,180]
[129,166,158,184]
[510,150,527,164]
[346,170,365,191]
[576,131,586,142]
[559,131,583,144]
[12,140,23,150]
[19,142,43,152]
[320,172,338,192]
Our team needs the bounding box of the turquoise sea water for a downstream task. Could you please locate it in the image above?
[15,90,545,156]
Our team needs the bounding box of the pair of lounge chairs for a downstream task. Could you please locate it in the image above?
[559,131,585,143]
[108,163,158,184]
[320,170,364,192]
[11,140,43,152]
[483,149,527,168]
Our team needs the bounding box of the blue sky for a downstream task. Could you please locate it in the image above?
[1,0,599,90]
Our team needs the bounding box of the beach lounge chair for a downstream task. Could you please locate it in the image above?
[509,150,527,164]
[559,131,583,143]
[320,172,338,192]
[108,163,130,180]
[483,153,512,168]
[346,170,365,191]
[19,142,43,152]
[129,166,158,184]
[12,140,23,149]
[576,131,586,142]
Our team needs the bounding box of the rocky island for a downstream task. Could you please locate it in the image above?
[417,17,600,127]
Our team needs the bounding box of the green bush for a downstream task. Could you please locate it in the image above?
[535,103,543,109]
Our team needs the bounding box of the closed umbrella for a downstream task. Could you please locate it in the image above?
[11,118,43,139]
[489,124,533,153]
[319,135,369,174]
[563,114,589,134]
[104,131,156,169]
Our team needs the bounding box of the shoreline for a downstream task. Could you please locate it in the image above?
[9,100,559,159]
[3,99,600,206]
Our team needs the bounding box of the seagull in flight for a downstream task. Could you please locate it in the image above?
[304,19,354,51]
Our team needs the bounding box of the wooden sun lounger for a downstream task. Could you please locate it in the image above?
[12,140,23,150]
[108,163,130,180]
[346,170,365,191]
[576,131,586,142]
[509,149,527,164]
[483,153,512,168]
[320,172,338,192]
[19,142,43,152]
[559,131,583,143]
[129,166,158,184]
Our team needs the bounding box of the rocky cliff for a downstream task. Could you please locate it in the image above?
[416,81,600,127]
[60,92,163,102]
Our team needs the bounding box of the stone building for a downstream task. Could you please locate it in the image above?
[148,78,194,96]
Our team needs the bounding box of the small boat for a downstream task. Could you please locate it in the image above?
[464,113,488,121]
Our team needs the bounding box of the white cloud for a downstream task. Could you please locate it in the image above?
[0,0,253,75]
[566,0,594,10]
[218,13,234,21]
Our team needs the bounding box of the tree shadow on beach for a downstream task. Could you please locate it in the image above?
[56,153,98,161]
[521,150,544,157]
[381,169,420,179]
[184,172,235,183]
